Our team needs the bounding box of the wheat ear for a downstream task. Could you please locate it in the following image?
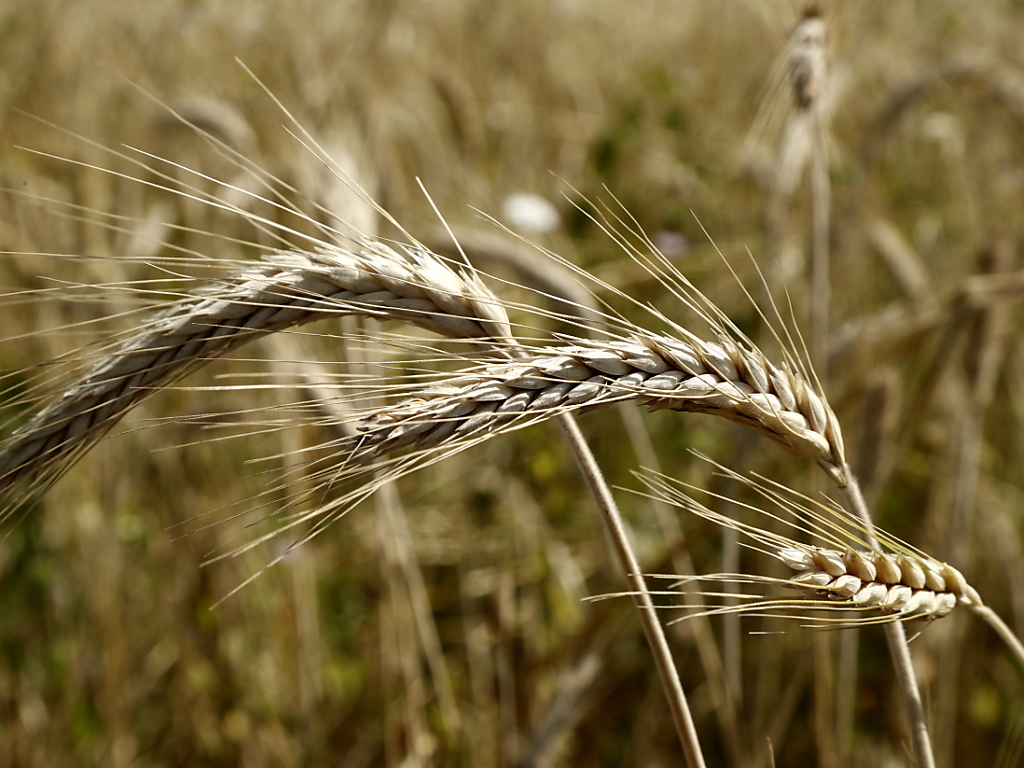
[0,240,513,493]
[346,334,848,484]
[636,466,984,624]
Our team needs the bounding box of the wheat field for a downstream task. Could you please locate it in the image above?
[2,1,1024,766]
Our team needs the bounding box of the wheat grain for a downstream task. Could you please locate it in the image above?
[778,545,979,619]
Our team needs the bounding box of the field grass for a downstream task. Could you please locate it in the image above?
[2,1,1024,765]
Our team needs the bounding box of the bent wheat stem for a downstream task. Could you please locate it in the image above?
[557,416,706,768]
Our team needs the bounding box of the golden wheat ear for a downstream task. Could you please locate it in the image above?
[626,459,1024,668]
[629,461,981,628]
[0,240,517,506]
[342,331,846,477]
[1,97,533,513]
[334,187,852,489]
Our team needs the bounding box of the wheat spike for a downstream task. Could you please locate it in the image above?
[349,334,848,484]
[0,239,513,493]
[634,463,984,626]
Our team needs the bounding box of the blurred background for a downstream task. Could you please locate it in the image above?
[2,1,1024,765]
